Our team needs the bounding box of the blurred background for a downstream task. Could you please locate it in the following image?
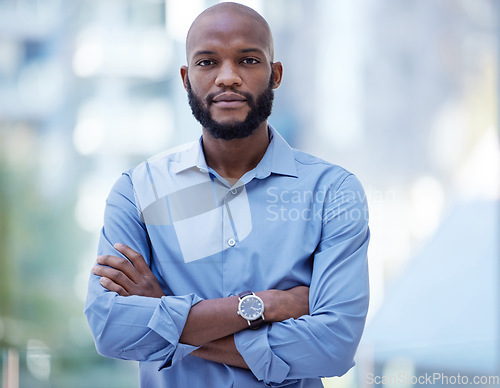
[0,0,498,387]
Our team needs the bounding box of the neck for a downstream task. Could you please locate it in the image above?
[202,121,270,182]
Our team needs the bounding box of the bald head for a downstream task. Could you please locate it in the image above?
[186,2,275,62]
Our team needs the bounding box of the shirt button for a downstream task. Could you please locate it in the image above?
[230,188,238,195]
[227,238,236,247]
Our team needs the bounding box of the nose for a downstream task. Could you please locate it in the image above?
[215,62,242,88]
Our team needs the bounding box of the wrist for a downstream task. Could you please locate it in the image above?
[255,289,283,322]
[237,291,265,329]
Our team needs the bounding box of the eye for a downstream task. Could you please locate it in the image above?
[241,58,260,65]
[196,59,216,67]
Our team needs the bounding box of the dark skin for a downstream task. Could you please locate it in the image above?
[182,3,282,181]
[94,245,309,369]
[92,3,309,370]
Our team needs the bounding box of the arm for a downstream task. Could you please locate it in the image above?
[87,174,309,367]
[94,243,309,364]
[93,242,251,346]
[190,282,309,368]
[85,174,201,364]
[191,335,248,369]
[233,174,370,386]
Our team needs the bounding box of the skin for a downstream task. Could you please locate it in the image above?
[92,3,309,370]
[181,2,283,180]
[94,245,309,369]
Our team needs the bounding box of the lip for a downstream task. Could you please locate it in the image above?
[212,92,247,103]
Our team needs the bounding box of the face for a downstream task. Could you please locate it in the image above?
[186,72,274,140]
[181,9,282,140]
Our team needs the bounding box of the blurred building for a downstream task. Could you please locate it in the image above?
[0,0,498,387]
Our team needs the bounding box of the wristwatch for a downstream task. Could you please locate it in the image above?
[237,291,265,329]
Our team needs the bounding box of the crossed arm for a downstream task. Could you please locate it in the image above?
[92,243,310,369]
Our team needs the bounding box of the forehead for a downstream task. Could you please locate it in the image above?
[186,11,272,60]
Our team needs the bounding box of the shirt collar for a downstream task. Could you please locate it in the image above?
[253,125,298,179]
[171,137,208,174]
[172,125,298,179]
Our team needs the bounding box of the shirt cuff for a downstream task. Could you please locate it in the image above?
[234,326,291,386]
[147,293,203,369]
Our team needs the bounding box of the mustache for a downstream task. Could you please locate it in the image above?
[205,88,254,105]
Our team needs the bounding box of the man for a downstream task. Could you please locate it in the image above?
[85,2,370,387]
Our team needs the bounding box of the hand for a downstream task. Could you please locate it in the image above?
[92,243,165,298]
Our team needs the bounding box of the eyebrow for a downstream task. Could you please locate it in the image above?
[239,48,266,55]
[192,48,266,57]
[193,50,216,57]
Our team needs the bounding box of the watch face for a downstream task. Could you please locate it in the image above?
[238,295,264,321]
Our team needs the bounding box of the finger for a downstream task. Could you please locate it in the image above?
[100,276,130,296]
[93,264,136,291]
[114,243,151,273]
[96,255,140,282]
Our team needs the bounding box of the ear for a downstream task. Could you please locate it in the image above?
[180,65,189,91]
[271,62,283,89]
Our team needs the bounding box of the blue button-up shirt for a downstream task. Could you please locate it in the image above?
[85,126,370,388]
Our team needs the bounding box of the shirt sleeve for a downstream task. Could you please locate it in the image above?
[84,173,202,367]
[234,173,370,386]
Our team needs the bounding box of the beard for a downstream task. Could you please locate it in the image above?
[187,73,275,140]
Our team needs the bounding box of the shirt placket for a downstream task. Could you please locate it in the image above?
[221,185,239,297]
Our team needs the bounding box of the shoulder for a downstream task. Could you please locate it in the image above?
[146,141,198,165]
[133,141,197,170]
[291,148,358,192]
[124,140,198,180]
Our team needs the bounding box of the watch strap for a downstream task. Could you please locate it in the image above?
[238,290,253,299]
[248,316,263,329]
